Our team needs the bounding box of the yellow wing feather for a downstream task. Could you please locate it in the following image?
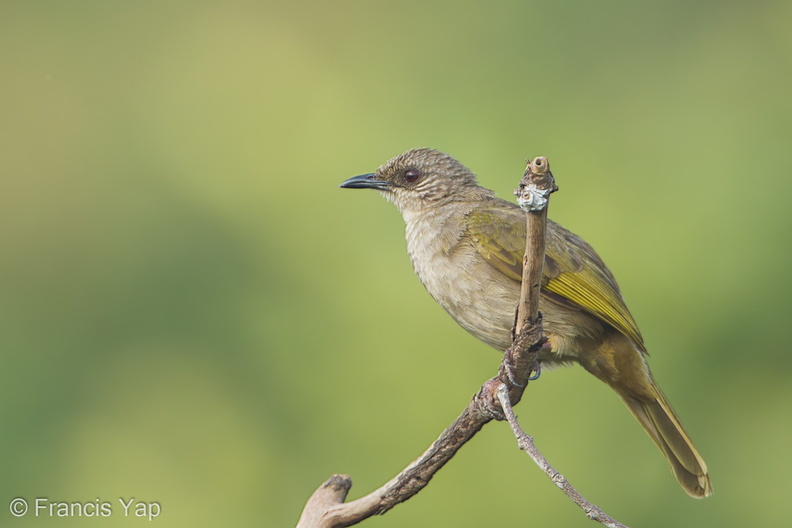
[465,206,644,349]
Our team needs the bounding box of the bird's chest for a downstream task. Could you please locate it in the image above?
[405,215,468,299]
[404,214,516,350]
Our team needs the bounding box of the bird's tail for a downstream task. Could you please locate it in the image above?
[618,384,713,498]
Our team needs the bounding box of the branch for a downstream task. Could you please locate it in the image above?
[514,156,555,328]
[497,385,629,528]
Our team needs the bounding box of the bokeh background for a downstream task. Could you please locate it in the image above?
[2,1,790,526]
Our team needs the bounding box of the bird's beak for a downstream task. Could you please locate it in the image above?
[339,173,392,191]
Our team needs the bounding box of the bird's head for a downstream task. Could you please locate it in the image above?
[341,148,491,215]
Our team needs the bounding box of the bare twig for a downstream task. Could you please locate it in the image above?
[496,384,630,528]
[514,156,556,329]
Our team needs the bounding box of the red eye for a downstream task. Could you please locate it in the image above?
[404,168,421,183]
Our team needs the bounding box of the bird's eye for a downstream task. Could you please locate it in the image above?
[403,168,421,183]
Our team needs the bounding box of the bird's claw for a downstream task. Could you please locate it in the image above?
[505,363,526,387]
[528,361,542,381]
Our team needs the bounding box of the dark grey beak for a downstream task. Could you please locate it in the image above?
[340,173,392,191]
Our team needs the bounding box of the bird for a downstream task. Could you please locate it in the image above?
[340,147,712,498]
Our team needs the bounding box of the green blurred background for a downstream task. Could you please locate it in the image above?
[1,1,790,526]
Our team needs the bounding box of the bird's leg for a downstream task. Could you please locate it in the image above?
[504,342,547,385]
[529,341,552,380]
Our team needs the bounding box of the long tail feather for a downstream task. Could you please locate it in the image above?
[620,387,713,498]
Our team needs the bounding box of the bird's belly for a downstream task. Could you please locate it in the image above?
[412,244,518,352]
[413,246,602,364]
[432,269,518,351]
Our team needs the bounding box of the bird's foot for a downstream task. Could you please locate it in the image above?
[528,360,542,381]
[501,339,548,387]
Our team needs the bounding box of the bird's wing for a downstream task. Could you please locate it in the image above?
[464,207,644,349]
